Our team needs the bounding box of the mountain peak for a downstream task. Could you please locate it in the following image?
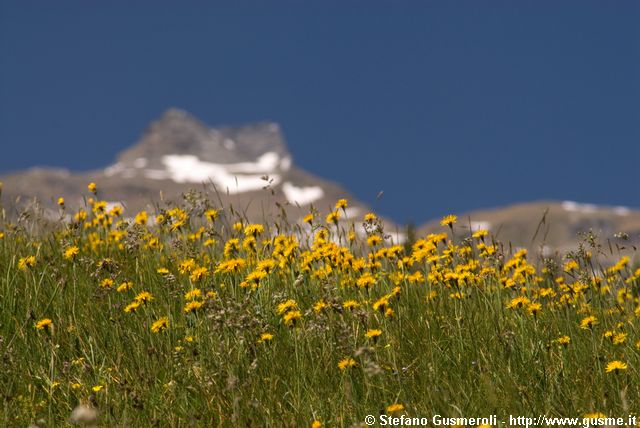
[0,109,376,230]
[115,108,290,167]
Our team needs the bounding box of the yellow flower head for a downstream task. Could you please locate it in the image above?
[580,315,598,330]
[338,357,357,370]
[365,329,382,339]
[63,246,80,260]
[364,212,377,222]
[35,318,53,330]
[335,199,348,210]
[151,317,169,333]
[343,300,360,310]
[244,224,265,237]
[100,278,114,288]
[124,301,141,313]
[258,332,274,343]
[88,182,97,193]
[605,360,628,373]
[204,209,219,222]
[184,288,202,300]
[283,310,302,326]
[440,214,457,227]
[326,211,341,225]
[527,302,542,316]
[135,211,148,225]
[313,300,327,313]
[18,255,36,270]
[386,403,405,414]
[472,229,488,239]
[277,299,298,315]
[367,235,382,247]
[134,291,154,303]
[117,281,133,292]
[184,300,204,313]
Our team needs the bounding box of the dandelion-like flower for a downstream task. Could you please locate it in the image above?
[326,211,341,225]
[184,300,204,313]
[18,255,36,270]
[151,317,169,333]
[556,335,570,347]
[364,212,377,222]
[116,281,133,292]
[283,310,302,326]
[313,300,327,313]
[386,403,405,413]
[605,360,628,373]
[338,358,357,370]
[35,318,53,330]
[204,209,219,222]
[365,329,382,340]
[63,246,79,260]
[579,315,598,330]
[277,299,298,315]
[440,214,457,227]
[258,333,274,344]
[134,291,153,303]
[124,301,141,313]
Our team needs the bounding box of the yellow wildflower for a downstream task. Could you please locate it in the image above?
[440,214,457,227]
[386,403,405,413]
[580,316,598,330]
[338,358,357,370]
[365,329,382,340]
[63,246,80,260]
[151,317,169,333]
[605,360,628,373]
[184,300,204,313]
[35,318,53,330]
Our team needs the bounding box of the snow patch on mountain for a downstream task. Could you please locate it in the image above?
[614,206,630,216]
[151,153,282,193]
[562,201,598,214]
[470,221,491,232]
[282,182,324,205]
[562,201,631,216]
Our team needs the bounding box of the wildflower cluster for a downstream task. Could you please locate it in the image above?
[1,185,638,426]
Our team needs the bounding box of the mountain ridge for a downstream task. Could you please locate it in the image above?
[1,108,639,252]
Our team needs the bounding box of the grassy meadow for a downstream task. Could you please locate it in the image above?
[1,184,639,427]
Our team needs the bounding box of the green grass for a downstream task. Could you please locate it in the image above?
[0,196,639,427]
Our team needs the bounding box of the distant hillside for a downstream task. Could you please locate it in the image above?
[419,201,640,255]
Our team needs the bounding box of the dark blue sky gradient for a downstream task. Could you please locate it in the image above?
[1,1,639,223]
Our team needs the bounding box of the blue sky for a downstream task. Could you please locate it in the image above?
[1,1,638,224]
